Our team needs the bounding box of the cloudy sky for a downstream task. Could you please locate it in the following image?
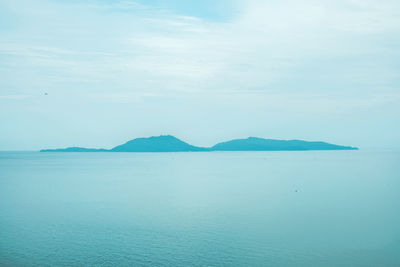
[1,0,399,150]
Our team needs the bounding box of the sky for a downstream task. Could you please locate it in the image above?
[0,0,399,150]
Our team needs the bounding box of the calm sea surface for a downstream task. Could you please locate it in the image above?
[0,150,399,266]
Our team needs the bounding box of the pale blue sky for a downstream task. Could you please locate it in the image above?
[1,0,399,150]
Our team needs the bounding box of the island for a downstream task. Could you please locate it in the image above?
[211,137,357,151]
[111,135,207,152]
[40,135,358,152]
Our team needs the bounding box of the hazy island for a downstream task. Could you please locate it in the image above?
[40,135,358,152]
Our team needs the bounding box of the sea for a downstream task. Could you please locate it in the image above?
[0,150,399,266]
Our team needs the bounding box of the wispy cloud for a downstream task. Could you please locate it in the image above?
[1,0,399,95]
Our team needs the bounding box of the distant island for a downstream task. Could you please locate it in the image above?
[40,135,358,152]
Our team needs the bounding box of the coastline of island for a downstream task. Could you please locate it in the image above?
[40,135,358,152]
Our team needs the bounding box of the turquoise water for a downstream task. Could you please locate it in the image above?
[0,150,399,266]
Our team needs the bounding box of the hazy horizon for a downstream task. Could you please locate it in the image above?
[1,133,390,152]
[0,133,395,151]
[1,0,400,150]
